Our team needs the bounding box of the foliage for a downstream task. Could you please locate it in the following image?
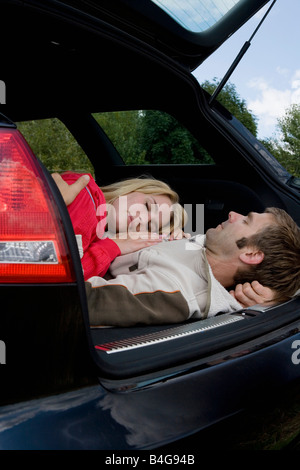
[262,104,300,177]
[93,111,148,165]
[18,109,215,171]
[94,110,213,165]
[17,118,94,173]
[132,110,212,164]
[17,79,300,178]
[201,78,258,136]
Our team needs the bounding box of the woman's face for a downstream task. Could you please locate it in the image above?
[108,191,173,234]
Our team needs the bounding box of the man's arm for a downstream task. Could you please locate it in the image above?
[230,281,276,308]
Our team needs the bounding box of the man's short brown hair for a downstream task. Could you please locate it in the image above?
[234,207,300,303]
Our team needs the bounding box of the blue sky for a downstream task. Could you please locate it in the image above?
[193,0,300,140]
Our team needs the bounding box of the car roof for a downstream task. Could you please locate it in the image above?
[1,0,273,113]
[57,0,272,69]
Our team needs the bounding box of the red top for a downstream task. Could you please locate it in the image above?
[61,172,121,280]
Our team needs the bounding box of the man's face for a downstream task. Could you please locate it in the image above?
[205,211,275,260]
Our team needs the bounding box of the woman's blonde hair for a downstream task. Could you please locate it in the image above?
[101,176,187,234]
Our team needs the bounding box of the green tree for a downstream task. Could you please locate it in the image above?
[93,111,148,164]
[139,110,212,164]
[201,78,258,136]
[262,104,300,177]
[16,82,260,171]
[17,118,94,173]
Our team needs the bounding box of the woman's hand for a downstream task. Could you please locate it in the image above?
[166,229,191,240]
[113,229,191,255]
[230,281,276,308]
[112,231,164,255]
[51,173,90,205]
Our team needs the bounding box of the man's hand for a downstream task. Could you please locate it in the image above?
[230,280,276,308]
[51,173,90,205]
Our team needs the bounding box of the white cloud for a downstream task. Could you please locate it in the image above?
[276,66,289,78]
[291,69,300,96]
[247,70,300,138]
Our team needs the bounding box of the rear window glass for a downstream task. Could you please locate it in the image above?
[16,118,94,174]
[151,0,240,32]
[17,111,214,169]
[92,110,214,165]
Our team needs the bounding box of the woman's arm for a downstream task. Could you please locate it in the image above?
[52,172,90,205]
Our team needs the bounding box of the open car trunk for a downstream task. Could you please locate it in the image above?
[5,97,300,387]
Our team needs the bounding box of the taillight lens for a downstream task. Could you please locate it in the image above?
[0,128,75,283]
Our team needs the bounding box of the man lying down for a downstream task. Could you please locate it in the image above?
[84,208,300,327]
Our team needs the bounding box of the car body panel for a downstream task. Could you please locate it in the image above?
[0,329,299,450]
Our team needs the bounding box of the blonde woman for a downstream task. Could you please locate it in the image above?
[52,172,187,280]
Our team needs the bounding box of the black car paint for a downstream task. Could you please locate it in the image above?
[0,325,299,450]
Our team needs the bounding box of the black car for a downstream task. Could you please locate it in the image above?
[0,0,300,450]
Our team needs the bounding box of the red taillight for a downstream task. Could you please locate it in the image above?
[0,128,75,283]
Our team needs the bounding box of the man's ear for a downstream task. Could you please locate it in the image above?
[239,249,264,265]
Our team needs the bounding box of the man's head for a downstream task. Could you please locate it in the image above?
[206,208,300,302]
